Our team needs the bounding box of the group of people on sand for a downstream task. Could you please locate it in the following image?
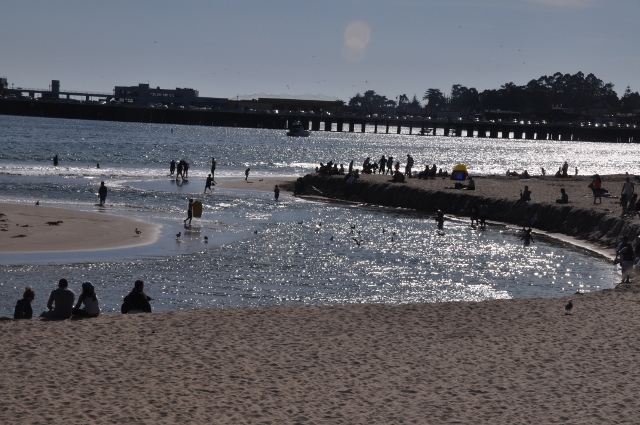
[13,279,153,320]
[320,155,452,184]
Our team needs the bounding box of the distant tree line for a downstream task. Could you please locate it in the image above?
[348,72,640,116]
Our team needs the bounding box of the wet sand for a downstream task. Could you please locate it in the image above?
[0,203,159,253]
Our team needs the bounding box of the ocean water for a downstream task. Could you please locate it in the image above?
[0,115,624,316]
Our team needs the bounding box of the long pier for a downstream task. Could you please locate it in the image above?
[0,98,637,143]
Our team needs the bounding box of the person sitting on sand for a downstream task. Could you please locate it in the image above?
[14,286,35,320]
[464,176,475,190]
[555,188,569,204]
[121,280,152,314]
[40,279,75,319]
[520,185,532,202]
[391,169,405,183]
[72,281,100,318]
[521,170,530,179]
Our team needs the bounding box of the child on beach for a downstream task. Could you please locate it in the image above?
[14,286,35,319]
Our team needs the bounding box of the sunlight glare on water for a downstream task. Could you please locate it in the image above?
[0,116,622,315]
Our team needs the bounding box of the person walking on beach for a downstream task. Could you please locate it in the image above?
[387,156,393,175]
[405,154,414,178]
[121,280,152,314]
[245,167,250,181]
[591,174,602,204]
[40,278,75,319]
[14,286,35,320]
[170,159,176,177]
[204,174,213,193]
[615,241,635,283]
[379,155,387,175]
[210,157,217,184]
[274,185,280,202]
[184,198,194,225]
[621,177,634,205]
[98,181,108,207]
[72,281,100,318]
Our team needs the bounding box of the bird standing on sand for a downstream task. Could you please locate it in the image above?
[565,299,573,315]
[135,228,142,235]
[175,231,181,239]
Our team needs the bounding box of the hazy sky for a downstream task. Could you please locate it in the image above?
[2,0,638,102]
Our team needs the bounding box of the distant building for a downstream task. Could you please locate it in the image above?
[114,83,229,108]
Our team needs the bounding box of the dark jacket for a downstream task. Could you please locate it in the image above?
[14,299,33,319]
[121,291,152,314]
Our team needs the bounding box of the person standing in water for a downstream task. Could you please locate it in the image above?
[53,154,59,166]
[274,185,280,202]
[210,157,217,185]
[170,159,176,176]
[98,181,108,206]
[435,210,444,230]
[204,174,213,193]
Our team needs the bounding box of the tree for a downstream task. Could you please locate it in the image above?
[423,88,445,108]
[449,84,479,110]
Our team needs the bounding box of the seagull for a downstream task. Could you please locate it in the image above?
[565,299,573,315]
[135,228,142,235]
[175,231,181,239]
[352,237,363,247]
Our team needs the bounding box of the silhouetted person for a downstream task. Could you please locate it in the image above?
[14,286,35,319]
[121,280,152,314]
[40,279,75,319]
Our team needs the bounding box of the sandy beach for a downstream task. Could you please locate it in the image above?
[0,203,160,253]
[2,174,640,423]
[2,285,640,424]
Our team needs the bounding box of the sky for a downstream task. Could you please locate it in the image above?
[1,0,639,103]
